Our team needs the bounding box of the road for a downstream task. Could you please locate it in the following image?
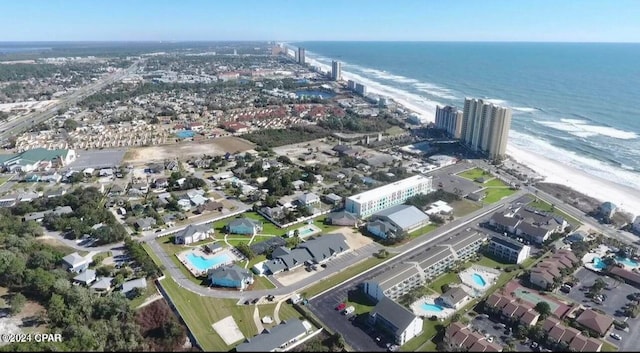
[0,60,142,142]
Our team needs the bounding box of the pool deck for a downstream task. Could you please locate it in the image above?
[292,223,322,239]
[176,248,237,277]
[458,265,501,296]
[410,295,455,320]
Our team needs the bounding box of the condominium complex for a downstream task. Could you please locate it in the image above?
[345,175,434,218]
[461,98,512,159]
[297,47,306,65]
[364,228,487,301]
[486,235,531,264]
[435,105,463,139]
[355,83,367,96]
[331,60,342,81]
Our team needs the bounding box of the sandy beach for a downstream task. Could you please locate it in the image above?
[305,55,640,217]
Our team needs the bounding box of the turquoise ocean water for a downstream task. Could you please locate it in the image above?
[293,42,640,192]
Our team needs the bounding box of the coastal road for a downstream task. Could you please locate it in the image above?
[0,60,142,142]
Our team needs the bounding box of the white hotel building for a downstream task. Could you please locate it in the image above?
[345,175,434,218]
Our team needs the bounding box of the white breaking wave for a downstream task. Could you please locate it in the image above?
[535,119,638,140]
[508,130,640,192]
[512,107,539,113]
[485,98,507,105]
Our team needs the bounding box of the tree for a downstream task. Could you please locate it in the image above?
[534,301,552,318]
[9,293,26,315]
[377,249,389,259]
[63,118,79,131]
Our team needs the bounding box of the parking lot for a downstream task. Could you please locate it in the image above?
[469,314,532,352]
[561,267,640,351]
[65,148,127,170]
[307,285,387,352]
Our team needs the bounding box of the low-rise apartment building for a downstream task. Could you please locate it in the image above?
[486,235,531,264]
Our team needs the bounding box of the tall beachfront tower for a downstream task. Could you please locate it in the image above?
[331,60,342,81]
[461,98,512,159]
[435,105,463,139]
[298,47,306,65]
[345,175,434,218]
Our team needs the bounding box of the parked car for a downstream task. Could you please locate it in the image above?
[610,333,622,341]
[343,306,355,315]
[336,302,347,311]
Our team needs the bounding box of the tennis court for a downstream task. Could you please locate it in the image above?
[505,280,571,318]
[513,288,559,312]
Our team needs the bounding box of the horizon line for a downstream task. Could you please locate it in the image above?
[1,39,640,44]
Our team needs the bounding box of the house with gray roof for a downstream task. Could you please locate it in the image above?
[369,296,423,346]
[73,269,97,286]
[90,277,114,292]
[121,278,147,297]
[325,211,358,227]
[208,264,254,290]
[226,217,263,235]
[367,204,430,239]
[367,219,398,239]
[62,252,90,273]
[323,193,343,205]
[440,287,470,309]
[236,319,310,352]
[174,224,213,245]
[264,234,351,274]
[297,192,320,208]
[134,217,156,231]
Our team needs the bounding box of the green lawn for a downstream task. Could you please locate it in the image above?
[450,199,483,217]
[401,319,441,352]
[527,196,582,226]
[0,177,9,185]
[251,275,276,290]
[602,341,619,352]
[278,302,303,322]
[212,211,341,238]
[483,187,517,203]
[225,237,252,247]
[428,272,462,294]
[158,277,258,351]
[475,255,509,269]
[408,224,439,239]
[250,235,278,244]
[346,288,378,315]
[457,167,489,181]
[302,256,393,298]
[484,178,508,187]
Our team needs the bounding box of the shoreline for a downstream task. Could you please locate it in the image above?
[302,52,639,218]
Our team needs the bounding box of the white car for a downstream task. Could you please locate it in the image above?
[610,333,622,341]
[487,336,494,343]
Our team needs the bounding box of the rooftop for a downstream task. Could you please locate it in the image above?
[346,175,432,204]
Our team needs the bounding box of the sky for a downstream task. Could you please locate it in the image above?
[1,0,639,42]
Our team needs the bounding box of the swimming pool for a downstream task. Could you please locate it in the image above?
[615,256,639,267]
[176,130,195,139]
[421,303,445,312]
[299,226,316,236]
[472,273,487,287]
[186,253,231,271]
[593,257,606,270]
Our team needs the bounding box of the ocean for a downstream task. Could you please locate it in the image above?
[291,41,640,194]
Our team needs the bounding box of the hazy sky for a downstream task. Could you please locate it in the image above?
[1,0,639,42]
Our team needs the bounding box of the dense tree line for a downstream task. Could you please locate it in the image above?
[318,114,395,133]
[11,186,128,244]
[242,125,330,148]
[124,238,162,278]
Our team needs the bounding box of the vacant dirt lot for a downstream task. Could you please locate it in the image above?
[332,227,373,250]
[124,137,255,165]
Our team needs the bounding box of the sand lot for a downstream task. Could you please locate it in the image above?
[211,315,245,346]
[123,137,255,165]
[332,226,373,250]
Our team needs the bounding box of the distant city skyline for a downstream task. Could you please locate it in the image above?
[1,0,639,43]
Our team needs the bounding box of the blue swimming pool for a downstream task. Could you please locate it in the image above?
[472,273,487,287]
[176,130,195,139]
[298,226,317,236]
[593,257,606,270]
[421,303,445,312]
[615,256,639,267]
[186,253,231,271]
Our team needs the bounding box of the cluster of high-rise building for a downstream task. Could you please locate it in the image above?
[296,47,306,65]
[435,98,513,159]
[331,60,342,81]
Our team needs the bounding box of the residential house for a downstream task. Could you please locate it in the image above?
[44,187,67,198]
[154,177,169,188]
[440,287,470,310]
[235,319,310,352]
[261,206,285,220]
[539,317,604,352]
[297,192,320,208]
[227,218,263,235]
[177,198,192,211]
[73,269,97,286]
[323,193,343,206]
[135,217,157,231]
[196,201,224,214]
[108,184,124,196]
[174,224,213,245]
[90,277,113,292]
[369,296,423,346]
[121,278,147,297]
[291,180,305,190]
[264,234,351,274]
[575,309,614,337]
[99,168,114,177]
[208,264,254,290]
[486,235,531,264]
[598,202,617,221]
[62,252,90,273]
[325,211,359,227]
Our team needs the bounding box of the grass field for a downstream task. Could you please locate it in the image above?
[302,256,393,298]
[483,187,517,203]
[277,302,303,322]
[527,197,582,226]
[346,289,378,315]
[211,211,341,238]
[602,341,619,352]
[408,224,439,239]
[484,178,508,187]
[428,272,462,294]
[158,277,259,351]
[251,275,276,290]
[451,199,483,217]
[457,167,489,181]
